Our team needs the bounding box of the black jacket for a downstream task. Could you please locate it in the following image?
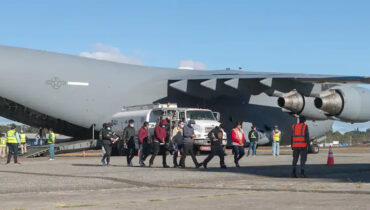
[102,129,113,144]
[208,126,224,147]
[123,126,136,145]
[248,130,259,142]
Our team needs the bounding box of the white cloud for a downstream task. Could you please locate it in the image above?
[80,43,142,65]
[178,60,207,70]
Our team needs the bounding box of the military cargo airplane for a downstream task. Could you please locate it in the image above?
[0,45,369,153]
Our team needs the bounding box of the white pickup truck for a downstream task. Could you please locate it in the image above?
[111,103,227,153]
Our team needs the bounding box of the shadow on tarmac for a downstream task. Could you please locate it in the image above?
[71,163,147,168]
[197,163,370,182]
[71,162,370,182]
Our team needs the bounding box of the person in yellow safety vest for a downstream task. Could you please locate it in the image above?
[272,125,281,156]
[6,124,21,164]
[0,133,7,158]
[20,130,27,154]
[48,128,56,160]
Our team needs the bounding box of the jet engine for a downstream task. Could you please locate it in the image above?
[277,90,328,120]
[314,86,370,123]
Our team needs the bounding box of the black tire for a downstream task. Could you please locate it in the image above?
[309,144,319,154]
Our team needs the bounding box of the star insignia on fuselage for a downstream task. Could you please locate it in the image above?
[46,77,67,89]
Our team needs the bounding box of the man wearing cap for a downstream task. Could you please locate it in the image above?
[101,123,117,167]
[180,120,201,168]
[201,124,226,169]
[272,125,281,156]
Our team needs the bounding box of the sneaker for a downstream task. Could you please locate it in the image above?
[203,163,208,169]
[49,159,54,161]
[196,163,202,169]
[102,163,107,167]
[221,165,227,169]
[163,165,170,168]
[129,161,133,167]
[235,163,240,168]
[107,164,111,167]
[149,164,155,168]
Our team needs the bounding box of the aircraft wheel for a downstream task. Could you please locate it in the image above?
[309,144,319,154]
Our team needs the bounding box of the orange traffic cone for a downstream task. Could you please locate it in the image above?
[82,150,86,157]
[327,145,335,165]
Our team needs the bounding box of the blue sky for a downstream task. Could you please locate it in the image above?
[0,0,369,131]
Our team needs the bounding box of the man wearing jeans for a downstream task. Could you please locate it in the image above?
[123,119,137,167]
[272,125,281,156]
[172,121,184,168]
[6,124,21,164]
[231,122,245,168]
[138,122,151,167]
[247,125,259,156]
[48,128,56,160]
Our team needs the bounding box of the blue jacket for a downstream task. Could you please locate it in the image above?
[183,124,195,144]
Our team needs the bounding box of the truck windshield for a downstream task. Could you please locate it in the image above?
[186,110,215,121]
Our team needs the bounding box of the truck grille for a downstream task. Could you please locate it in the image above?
[205,127,213,134]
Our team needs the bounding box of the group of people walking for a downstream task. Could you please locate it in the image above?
[99,119,285,170]
[2,116,309,178]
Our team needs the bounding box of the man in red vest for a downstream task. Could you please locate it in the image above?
[291,116,310,178]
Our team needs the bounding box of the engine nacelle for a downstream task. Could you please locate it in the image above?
[314,87,370,123]
[278,91,328,120]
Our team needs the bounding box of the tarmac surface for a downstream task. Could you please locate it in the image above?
[0,147,370,210]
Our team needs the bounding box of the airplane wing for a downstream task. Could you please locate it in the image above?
[168,70,370,97]
[170,70,370,83]
[167,70,370,123]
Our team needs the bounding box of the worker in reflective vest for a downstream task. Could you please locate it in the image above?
[20,130,27,154]
[6,124,21,164]
[291,116,310,178]
[48,128,56,160]
[0,133,7,158]
[231,122,245,168]
[272,125,281,156]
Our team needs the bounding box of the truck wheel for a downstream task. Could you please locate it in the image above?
[309,144,319,154]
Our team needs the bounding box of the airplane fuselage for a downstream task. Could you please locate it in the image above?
[0,46,333,145]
